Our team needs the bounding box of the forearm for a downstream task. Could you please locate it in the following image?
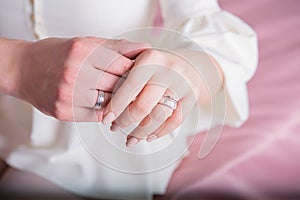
[0,37,30,97]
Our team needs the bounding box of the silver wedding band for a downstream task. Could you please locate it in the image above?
[94,90,105,110]
[158,95,178,110]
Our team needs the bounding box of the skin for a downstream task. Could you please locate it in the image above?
[0,37,223,147]
[102,49,224,147]
[0,37,150,121]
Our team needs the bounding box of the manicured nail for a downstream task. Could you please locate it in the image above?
[146,135,157,142]
[103,112,115,125]
[126,137,139,148]
[110,124,120,132]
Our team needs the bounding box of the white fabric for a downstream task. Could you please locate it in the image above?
[0,0,257,199]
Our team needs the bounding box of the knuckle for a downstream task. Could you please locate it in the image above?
[117,39,129,46]
[63,38,86,78]
[55,85,72,105]
[68,37,92,56]
[137,49,175,69]
[141,49,161,59]
[145,49,159,56]
[61,67,77,85]
[69,37,85,51]
[52,103,71,121]
[115,57,132,74]
[86,36,100,42]
[114,39,127,53]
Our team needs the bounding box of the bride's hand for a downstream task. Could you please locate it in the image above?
[102,49,223,147]
[18,37,149,121]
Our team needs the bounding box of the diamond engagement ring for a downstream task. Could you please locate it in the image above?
[94,90,105,110]
[158,95,178,110]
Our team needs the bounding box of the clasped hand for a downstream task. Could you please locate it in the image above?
[102,49,212,147]
[19,37,219,147]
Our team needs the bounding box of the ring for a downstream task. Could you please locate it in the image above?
[158,95,178,110]
[94,90,105,110]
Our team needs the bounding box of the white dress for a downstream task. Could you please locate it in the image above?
[0,0,258,199]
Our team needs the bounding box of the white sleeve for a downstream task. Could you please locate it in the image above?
[159,0,258,127]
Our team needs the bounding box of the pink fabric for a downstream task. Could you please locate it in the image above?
[155,0,300,199]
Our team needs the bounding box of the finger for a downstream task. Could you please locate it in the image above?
[102,67,154,125]
[95,70,124,92]
[78,66,123,92]
[124,90,178,147]
[51,99,105,122]
[72,106,104,122]
[111,83,166,130]
[73,89,112,108]
[146,96,196,141]
[86,46,134,76]
[125,103,173,145]
[102,39,151,59]
[125,135,143,148]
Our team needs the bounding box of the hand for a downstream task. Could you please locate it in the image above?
[102,49,223,147]
[17,37,149,121]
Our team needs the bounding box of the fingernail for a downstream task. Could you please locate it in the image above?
[103,112,115,125]
[110,124,120,132]
[126,137,139,148]
[146,135,157,142]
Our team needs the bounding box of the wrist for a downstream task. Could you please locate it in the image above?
[174,49,224,104]
[0,38,32,98]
